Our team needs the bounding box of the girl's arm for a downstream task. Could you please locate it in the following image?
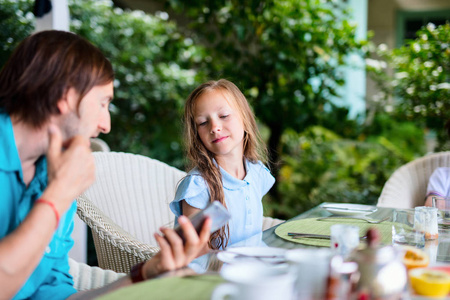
[181,200,202,217]
[181,200,210,254]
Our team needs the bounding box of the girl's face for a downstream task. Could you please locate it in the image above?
[194,90,245,161]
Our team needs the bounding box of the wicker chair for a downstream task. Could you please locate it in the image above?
[77,152,186,273]
[262,216,284,230]
[69,258,125,291]
[90,138,110,152]
[377,151,450,209]
[70,139,110,264]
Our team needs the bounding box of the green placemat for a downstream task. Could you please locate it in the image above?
[98,275,224,300]
[274,218,394,247]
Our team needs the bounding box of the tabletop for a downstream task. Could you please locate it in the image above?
[100,203,450,299]
[263,203,450,264]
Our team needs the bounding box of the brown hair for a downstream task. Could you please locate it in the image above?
[184,79,268,249]
[0,30,114,128]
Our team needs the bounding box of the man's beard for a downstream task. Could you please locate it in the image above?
[59,111,80,141]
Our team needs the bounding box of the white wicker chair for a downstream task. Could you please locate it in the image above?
[262,216,284,230]
[76,152,186,273]
[377,151,450,209]
[69,258,125,292]
[90,138,110,152]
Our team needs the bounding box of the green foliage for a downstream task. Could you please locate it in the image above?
[267,124,414,219]
[0,0,34,67]
[369,23,450,150]
[162,0,369,169]
[69,0,208,168]
[363,113,426,161]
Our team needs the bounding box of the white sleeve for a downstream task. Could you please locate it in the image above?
[426,167,450,197]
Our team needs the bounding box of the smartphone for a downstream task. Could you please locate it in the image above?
[173,201,231,243]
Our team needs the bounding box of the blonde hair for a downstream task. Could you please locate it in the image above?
[184,79,268,249]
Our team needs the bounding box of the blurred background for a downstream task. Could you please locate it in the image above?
[1,0,449,219]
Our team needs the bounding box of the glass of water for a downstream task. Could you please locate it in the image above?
[414,206,439,240]
[432,196,450,227]
[392,209,425,247]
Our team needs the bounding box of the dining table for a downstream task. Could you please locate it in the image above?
[99,202,450,300]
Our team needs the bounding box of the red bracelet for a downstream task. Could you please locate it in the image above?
[35,199,60,229]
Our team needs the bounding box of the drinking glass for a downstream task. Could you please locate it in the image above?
[414,206,439,240]
[392,209,425,247]
[432,196,450,227]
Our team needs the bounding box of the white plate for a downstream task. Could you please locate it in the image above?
[217,247,287,264]
[322,203,377,216]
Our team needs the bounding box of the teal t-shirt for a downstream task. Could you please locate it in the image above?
[0,112,77,299]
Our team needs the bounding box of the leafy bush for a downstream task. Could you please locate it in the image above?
[265,123,421,219]
[157,0,370,182]
[0,0,34,67]
[69,0,208,168]
[368,23,450,150]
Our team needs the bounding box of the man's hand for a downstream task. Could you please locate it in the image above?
[44,125,95,214]
[142,215,211,279]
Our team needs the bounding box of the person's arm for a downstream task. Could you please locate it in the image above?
[68,215,212,299]
[424,194,437,207]
[181,200,210,255]
[182,200,202,217]
[0,126,95,299]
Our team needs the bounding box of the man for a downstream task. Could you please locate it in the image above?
[0,30,211,299]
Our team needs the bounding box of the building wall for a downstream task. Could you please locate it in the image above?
[396,0,450,11]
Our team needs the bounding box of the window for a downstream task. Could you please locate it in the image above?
[396,10,450,46]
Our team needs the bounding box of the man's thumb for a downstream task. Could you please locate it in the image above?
[47,124,62,159]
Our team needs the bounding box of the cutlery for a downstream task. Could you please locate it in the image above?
[316,216,389,224]
[287,232,367,240]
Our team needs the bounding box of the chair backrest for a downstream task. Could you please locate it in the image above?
[84,152,186,246]
[377,151,450,209]
[90,138,110,152]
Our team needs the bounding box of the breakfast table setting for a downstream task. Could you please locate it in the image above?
[99,202,450,300]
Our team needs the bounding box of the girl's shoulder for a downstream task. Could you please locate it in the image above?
[246,160,271,173]
[180,168,207,188]
[246,160,274,182]
[245,160,275,193]
[175,169,208,200]
[170,171,210,214]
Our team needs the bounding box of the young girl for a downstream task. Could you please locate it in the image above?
[169,79,275,249]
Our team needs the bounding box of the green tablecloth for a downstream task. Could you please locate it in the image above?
[274,217,394,247]
[98,275,224,300]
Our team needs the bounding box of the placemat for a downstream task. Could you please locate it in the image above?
[274,218,394,247]
[98,275,223,300]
